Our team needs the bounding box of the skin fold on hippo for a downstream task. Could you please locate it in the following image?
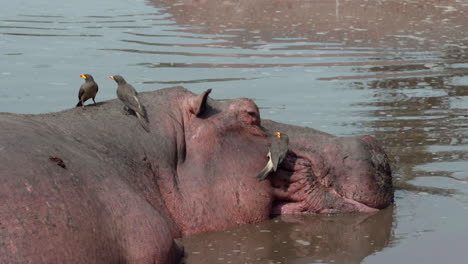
[0,87,393,264]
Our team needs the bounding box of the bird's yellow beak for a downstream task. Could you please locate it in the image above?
[275,132,281,138]
[80,74,87,79]
[108,75,114,80]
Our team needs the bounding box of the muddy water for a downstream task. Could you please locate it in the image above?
[1,0,467,263]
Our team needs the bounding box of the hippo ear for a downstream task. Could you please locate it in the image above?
[188,89,211,116]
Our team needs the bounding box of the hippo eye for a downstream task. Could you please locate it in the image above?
[247,111,257,117]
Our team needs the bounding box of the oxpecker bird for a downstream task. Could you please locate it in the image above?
[109,75,150,132]
[76,74,98,108]
[257,131,289,180]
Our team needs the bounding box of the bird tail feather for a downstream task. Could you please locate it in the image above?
[136,112,150,132]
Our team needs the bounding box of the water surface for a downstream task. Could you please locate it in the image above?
[1,0,467,263]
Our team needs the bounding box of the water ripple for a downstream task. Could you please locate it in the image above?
[1,32,102,37]
[132,60,437,68]
[142,77,258,84]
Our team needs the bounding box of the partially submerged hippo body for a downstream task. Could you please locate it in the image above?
[0,87,393,263]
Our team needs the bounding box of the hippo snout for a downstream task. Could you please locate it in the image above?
[319,136,394,210]
[265,124,394,215]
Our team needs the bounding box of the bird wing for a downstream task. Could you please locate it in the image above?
[89,82,98,95]
[118,84,145,116]
[270,134,289,171]
[78,84,85,99]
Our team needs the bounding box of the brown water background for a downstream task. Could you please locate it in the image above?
[1,0,467,263]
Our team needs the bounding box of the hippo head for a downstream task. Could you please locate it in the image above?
[153,88,393,234]
[154,88,274,233]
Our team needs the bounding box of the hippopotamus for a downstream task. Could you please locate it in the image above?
[0,87,392,263]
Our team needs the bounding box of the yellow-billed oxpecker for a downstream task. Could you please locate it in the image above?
[76,74,98,108]
[109,75,150,132]
[257,131,289,180]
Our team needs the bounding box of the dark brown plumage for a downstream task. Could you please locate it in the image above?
[109,75,149,132]
[76,74,98,108]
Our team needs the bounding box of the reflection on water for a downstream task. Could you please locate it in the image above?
[182,208,393,264]
[1,0,468,263]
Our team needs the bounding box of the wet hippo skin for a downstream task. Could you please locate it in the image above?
[0,87,392,263]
